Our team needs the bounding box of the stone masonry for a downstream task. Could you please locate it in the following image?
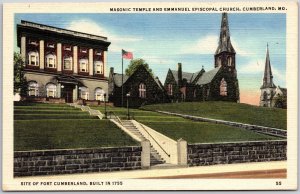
[188,140,287,166]
[14,146,142,177]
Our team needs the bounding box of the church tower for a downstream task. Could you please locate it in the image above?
[260,44,277,107]
[214,13,239,102]
[214,13,236,75]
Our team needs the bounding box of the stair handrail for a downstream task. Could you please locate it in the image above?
[138,122,170,157]
[107,111,123,125]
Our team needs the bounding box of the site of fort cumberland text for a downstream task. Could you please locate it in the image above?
[2,1,298,191]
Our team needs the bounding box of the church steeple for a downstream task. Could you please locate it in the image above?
[215,12,235,55]
[261,44,276,89]
[214,13,236,70]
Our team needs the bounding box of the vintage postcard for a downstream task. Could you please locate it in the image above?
[2,1,298,191]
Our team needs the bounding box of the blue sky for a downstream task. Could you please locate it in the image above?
[15,13,286,105]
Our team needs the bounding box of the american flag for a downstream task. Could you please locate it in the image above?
[122,49,133,59]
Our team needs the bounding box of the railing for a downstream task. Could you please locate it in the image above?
[138,122,170,157]
[107,111,123,125]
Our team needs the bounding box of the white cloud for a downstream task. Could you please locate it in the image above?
[181,35,218,55]
[142,56,176,65]
[66,19,142,52]
[180,35,254,57]
[238,60,285,82]
[230,38,256,56]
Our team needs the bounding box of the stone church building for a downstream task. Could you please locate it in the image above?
[108,66,169,107]
[259,45,287,108]
[164,13,240,102]
[17,20,110,104]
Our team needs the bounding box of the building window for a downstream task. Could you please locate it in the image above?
[64,45,71,51]
[28,81,39,96]
[79,87,89,100]
[29,39,38,46]
[167,84,173,95]
[263,91,268,101]
[227,57,232,66]
[45,53,56,68]
[95,50,102,56]
[220,78,227,96]
[95,88,105,101]
[46,83,56,98]
[94,61,103,74]
[79,58,88,72]
[80,48,87,53]
[47,43,55,48]
[28,51,39,66]
[217,57,222,67]
[63,56,73,70]
[139,83,146,98]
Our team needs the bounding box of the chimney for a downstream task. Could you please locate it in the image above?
[178,63,182,87]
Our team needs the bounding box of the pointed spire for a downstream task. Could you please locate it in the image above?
[261,44,276,88]
[215,13,236,55]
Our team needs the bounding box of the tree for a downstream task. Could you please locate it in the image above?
[125,58,153,77]
[14,52,28,97]
[274,94,287,109]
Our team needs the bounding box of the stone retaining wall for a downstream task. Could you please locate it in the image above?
[14,146,142,177]
[157,111,287,138]
[188,140,287,166]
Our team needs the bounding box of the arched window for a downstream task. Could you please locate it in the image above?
[95,88,105,101]
[28,81,39,96]
[79,86,89,100]
[79,58,88,72]
[263,91,268,101]
[94,61,103,74]
[220,78,227,96]
[46,83,56,98]
[167,84,173,95]
[28,51,39,66]
[227,57,232,66]
[45,53,56,68]
[217,57,222,67]
[139,83,146,98]
[63,55,73,70]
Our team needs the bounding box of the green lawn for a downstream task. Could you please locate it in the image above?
[14,120,138,151]
[142,101,287,130]
[91,105,282,143]
[14,103,138,151]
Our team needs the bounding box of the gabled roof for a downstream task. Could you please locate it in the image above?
[196,66,221,85]
[112,73,129,87]
[154,77,164,90]
[171,70,195,83]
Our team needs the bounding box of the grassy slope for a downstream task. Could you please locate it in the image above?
[142,102,287,130]
[14,120,138,151]
[14,103,138,151]
[92,106,281,143]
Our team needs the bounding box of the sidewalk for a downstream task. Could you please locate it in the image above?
[16,161,286,180]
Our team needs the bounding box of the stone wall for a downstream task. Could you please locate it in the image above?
[14,146,142,177]
[188,140,286,166]
[157,111,287,137]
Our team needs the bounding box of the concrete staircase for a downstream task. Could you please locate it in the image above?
[121,120,166,166]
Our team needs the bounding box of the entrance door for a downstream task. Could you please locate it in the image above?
[61,84,74,103]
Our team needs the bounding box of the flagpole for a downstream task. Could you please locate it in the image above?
[121,50,124,107]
